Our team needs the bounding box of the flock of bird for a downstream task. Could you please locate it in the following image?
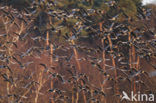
[0,0,156,103]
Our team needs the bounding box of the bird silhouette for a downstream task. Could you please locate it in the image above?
[121,91,130,101]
